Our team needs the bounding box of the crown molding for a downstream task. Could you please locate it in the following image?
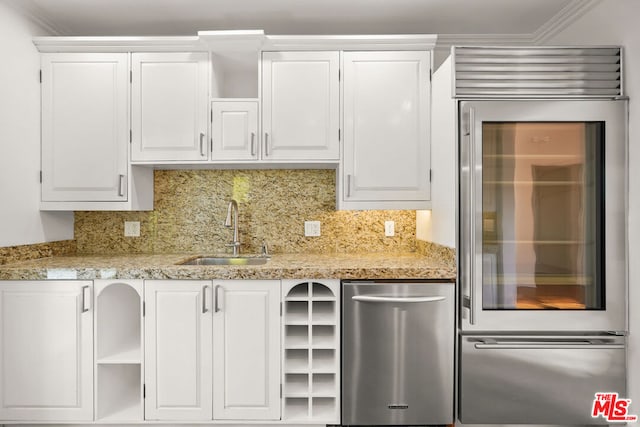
[3,1,66,35]
[434,33,531,55]
[435,0,602,55]
[531,0,602,44]
[10,0,602,51]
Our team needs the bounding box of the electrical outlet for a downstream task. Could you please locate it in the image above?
[384,220,395,237]
[304,221,321,237]
[124,221,140,237]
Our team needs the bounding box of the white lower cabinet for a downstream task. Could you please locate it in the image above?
[213,280,281,420]
[144,279,281,421]
[144,280,213,420]
[0,281,94,421]
[0,278,339,424]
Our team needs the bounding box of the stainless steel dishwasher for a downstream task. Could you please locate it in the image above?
[342,280,454,425]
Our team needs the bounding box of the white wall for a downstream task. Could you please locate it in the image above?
[545,0,640,406]
[0,3,74,247]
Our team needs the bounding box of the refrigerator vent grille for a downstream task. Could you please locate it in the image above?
[453,46,622,98]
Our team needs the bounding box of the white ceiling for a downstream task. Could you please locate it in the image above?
[4,0,598,43]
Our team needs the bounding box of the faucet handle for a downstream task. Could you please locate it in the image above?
[261,241,269,257]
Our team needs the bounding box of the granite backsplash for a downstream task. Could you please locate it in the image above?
[75,169,418,255]
[0,240,76,265]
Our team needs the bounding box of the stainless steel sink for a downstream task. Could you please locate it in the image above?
[178,256,270,266]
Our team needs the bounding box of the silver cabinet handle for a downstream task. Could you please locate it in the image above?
[82,285,91,313]
[264,132,269,157]
[214,284,223,312]
[118,174,125,197]
[352,295,445,303]
[199,132,206,156]
[250,132,256,156]
[474,342,625,350]
[202,285,210,314]
[346,174,352,197]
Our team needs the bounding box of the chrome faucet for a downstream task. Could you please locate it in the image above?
[224,199,240,256]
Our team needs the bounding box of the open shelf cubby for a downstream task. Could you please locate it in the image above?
[312,325,335,348]
[96,282,142,362]
[282,279,340,423]
[285,325,309,348]
[285,300,309,324]
[96,364,142,421]
[312,373,335,396]
[94,280,144,422]
[311,300,335,324]
[285,373,310,396]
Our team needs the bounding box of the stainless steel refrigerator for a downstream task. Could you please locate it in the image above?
[449,47,629,424]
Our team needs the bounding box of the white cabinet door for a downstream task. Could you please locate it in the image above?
[342,51,431,204]
[131,53,209,162]
[41,53,128,202]
[262,51,339,161]
[144,281,213,420]
[212,280,280,420]
[0,281,93,421]
[211,100,259,161]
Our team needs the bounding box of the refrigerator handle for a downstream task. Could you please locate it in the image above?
[460,105,476,325]
[474,342,625,350]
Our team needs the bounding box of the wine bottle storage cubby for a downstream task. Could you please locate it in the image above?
[282,280,340,423]
[94,280,144,422]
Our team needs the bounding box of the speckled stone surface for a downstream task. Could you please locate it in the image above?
[0,240,76,265]
[416,240,455,265]
[75,170,417,255]
[0,252,456,281]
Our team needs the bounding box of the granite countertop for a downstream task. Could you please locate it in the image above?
[0,252,456,281]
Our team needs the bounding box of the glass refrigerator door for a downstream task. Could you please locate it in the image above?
[460,100,626,332]
[481,122,604,310]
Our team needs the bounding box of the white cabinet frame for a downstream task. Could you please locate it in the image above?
[340,50,432,210]
[0,281,94,421]
[131,52,210,162]
[261,51,340,161]
[211,99,260,161]
[41,53,129,203]
[212,280,281,420]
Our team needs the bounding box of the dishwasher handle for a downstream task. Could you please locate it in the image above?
[352,295,446,303]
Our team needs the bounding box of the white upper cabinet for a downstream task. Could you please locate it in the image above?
[261,51,340,161]
[144,280,213,421]
[211,99,259,161]
[0,281,94,421]
[212,280,281,420]
[131,52,209,162]
[341,51,431,209]
[41,53,129,202]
